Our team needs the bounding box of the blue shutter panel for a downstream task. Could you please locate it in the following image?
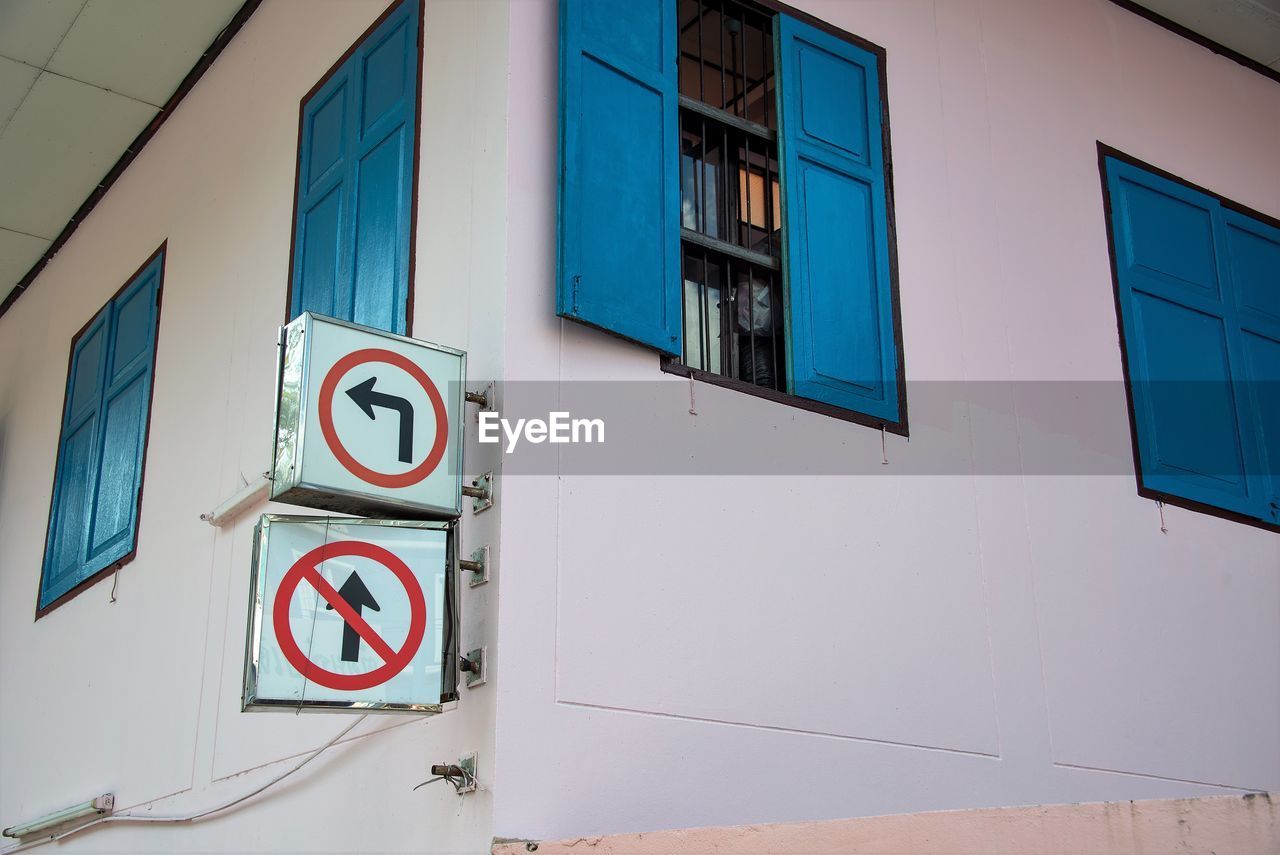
[40,254,162,610]
[294,81,347,323]
[292,0,417,335]
[89,263,160,566]
[776,17,900,423]
[42,313,109,606]
[557,0,682,354]
[1222,209,1280,523]
[1105,158,1270,523]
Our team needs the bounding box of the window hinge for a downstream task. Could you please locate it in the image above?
[571,274,581,314]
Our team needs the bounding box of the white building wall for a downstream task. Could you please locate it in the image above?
[0,0,507,852]
[494,0,1279,841]
[1,0,1276,851]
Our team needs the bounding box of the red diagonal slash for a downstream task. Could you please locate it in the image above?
[300,565,397,664]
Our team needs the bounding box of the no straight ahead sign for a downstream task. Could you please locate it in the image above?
[243,515,455,713]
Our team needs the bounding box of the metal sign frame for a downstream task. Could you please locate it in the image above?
[270,312,467,519]
[242,514,460,714]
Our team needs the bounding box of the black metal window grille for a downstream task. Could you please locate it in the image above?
[678,0,784,390]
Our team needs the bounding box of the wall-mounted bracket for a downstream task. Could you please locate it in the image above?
[200,471,272,527]
[459,647,486,688]
[465,382,494,416]
[461,471,493,513]
[458,545,489,586]
[421,752,477,795]
[454,752,477,793]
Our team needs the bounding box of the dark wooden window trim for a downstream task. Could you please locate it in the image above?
[282,0,426,337]
[664,0,909,437]
[1097,142,1280,535]
[36,242,168,619]
[0,2,262,319]
[661,358,909,435]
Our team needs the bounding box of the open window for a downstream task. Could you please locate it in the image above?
[557,0,906,430]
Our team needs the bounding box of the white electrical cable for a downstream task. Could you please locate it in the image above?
[0,715,368,854]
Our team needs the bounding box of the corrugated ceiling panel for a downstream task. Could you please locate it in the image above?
[0,57,40,133]
[0,0,86,68]
[47,0,244,106]
[0,72,157,239]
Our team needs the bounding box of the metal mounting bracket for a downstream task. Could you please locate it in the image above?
[454,752,478,794]
[461,471,493,513]
[465,382,495,418]
[422,752,477,796]
[459,647,487,689]
[458,545,489,586]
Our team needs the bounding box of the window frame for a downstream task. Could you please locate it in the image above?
[659,0,908,436]
[1098,142,1280,533]
[283,0,425,337]
[36,243,167,619]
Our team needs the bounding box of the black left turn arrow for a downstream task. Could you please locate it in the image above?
[325,571,381,662]
[346,376,414,463]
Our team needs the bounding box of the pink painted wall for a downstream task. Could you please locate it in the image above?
[495,0,1280,842]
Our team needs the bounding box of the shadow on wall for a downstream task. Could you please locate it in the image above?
[0,418,7,525]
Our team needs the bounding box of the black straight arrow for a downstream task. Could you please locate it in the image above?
[346,376,414,463]
[325,571,381,662]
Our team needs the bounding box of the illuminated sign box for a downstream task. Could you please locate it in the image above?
[271,313,465,519]
[242,515,457,713]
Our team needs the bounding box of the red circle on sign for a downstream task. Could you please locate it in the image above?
[273,540,427,692]
[318,348,449,489]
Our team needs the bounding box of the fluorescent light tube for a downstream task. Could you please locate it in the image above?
[2,794,114,838]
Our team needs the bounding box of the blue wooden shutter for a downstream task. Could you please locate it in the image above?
[775,17,900,424]
[557,0,682,354]
[42,310,110,606]
[291,0,418,335]
[41,254,162,609]
[1105,157,1274,524]
[1222,209,1280,524]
